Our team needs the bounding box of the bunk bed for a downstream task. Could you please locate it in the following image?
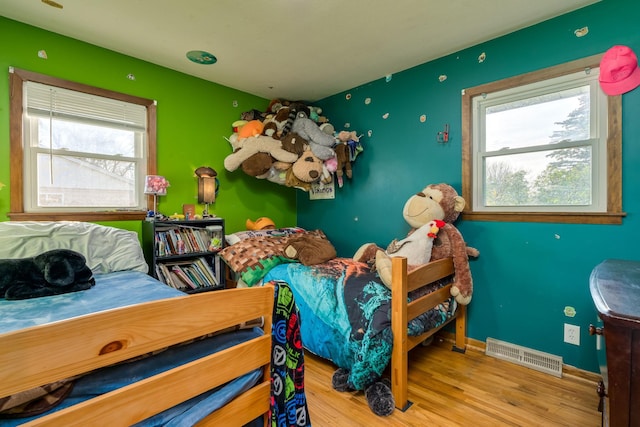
[0,222,281,426]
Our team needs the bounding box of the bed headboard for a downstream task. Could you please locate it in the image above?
[0,221,148,274]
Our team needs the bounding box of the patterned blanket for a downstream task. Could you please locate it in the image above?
[270,282,311,426]
[264,258,455,391]
[219,229,336,287]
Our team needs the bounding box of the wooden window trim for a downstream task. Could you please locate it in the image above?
[461,54,625,225]
[8,68,156,222]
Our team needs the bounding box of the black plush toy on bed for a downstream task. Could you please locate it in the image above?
[0,249,95,300]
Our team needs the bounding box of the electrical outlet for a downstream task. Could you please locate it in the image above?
[564,323,580,346]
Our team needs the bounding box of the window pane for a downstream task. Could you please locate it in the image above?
[485,86,590,151]
[484,146,592,207]
[37,117,138,157]
[37,153,138,208]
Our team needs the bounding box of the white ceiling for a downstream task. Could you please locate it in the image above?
[1,0,599,101]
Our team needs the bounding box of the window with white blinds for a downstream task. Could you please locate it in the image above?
[25,81,148,131]
[22,81,149,212]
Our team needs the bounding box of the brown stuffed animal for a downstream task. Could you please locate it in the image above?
[284,230,337,266]
[280,132,308,157]
[283,149,324,191]
[262,106,291,139]
[355,183,478,305]
[291,148,324,184]
[334,143,352,182]
[241,152,274,177]
[285,168,312,191]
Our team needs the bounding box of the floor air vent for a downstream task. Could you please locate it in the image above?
[485,338,563,378]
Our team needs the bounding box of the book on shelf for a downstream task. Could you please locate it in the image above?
[156,263,189,291]
[157,257,220,290]
[193,258,219,286]
[155,235,168,257]
[170,265,198,289]
[155,225,218,257]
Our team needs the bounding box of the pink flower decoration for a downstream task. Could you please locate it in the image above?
[144,175,170,195]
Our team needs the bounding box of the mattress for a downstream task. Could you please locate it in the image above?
[0,270,183,334]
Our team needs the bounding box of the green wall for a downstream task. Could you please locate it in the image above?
[0,16,297,235]
[305,0,640,373]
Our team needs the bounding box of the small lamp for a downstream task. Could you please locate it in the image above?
[195,166,217,217]
[144,175,170,219]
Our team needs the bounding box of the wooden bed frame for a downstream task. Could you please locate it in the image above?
[390,256,467,411]
[0,286,274,426]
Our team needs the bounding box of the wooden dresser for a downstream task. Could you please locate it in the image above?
[590,259,640,427]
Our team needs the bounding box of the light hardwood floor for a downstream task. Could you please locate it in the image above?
[303,338,602,426]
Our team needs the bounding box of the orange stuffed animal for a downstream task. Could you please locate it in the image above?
[237,120,264,139]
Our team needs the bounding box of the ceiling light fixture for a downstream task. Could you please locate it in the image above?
[42,0,63,9]
[186,50,217,65]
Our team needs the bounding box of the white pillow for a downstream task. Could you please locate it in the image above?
[0,221,148,274]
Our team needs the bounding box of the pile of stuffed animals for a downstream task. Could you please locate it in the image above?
[224,99,363,191]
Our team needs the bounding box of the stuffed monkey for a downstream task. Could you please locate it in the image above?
[339,183,478,416]
[404,183,479,304]
[354,183,478,305]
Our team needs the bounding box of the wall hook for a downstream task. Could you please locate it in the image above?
[437,124,450,143]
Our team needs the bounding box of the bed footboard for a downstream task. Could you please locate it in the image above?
[0,286,274,426]
[390,256,467,411]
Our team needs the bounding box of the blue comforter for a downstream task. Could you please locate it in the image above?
[0,270,182,334]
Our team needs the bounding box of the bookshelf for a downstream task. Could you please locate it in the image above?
[142,218,225,293]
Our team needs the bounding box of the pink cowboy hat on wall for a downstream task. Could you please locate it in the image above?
[599,45,640,96]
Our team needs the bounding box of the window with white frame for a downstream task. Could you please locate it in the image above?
[462,54,623,224]
[9,68,157,221]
